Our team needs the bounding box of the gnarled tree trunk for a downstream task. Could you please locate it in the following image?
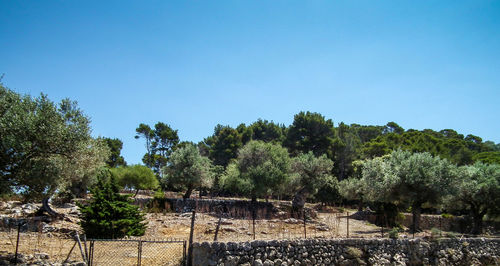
[292,187,309,218]
[411,203,422,232]
[183,186,193,199]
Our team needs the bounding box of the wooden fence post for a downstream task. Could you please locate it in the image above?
[214,216,222,242]
[187,211,196,266]
[346,212,349,238]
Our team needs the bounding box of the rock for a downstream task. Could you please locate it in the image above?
[253,259,263,266]
[263,259,273,266]
[222,227,238,233]
[284,218,300,224]
[63,203,76,208]
[34,252,49,260]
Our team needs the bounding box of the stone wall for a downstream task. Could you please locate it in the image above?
[192,238,500,266]
[351,211,470,232]
[136,198,280,219]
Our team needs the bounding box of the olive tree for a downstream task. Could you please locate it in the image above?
[0,85,106,202]
[290,152,334,213]
[447,162,500,234]
[361,150,456,231]
[236,140,291,202]
[164,143,213,199]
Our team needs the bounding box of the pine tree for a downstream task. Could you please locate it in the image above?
[79,169,146,239]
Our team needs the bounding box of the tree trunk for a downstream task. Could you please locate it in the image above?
[251,194,257,203]
[357,201,363,212]
[292,188,309,218]
[183,186,193,199]
[38,197,63,219]
[134,189,139,198]
[411,204,422,232]
[471,214,484,235]
[470,207,486,235]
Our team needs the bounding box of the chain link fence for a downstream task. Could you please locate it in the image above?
[0,217,83,264]
[88,239,186,266]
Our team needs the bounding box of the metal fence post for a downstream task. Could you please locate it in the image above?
[14,222,22,264]
[137,240,142,266]
[88,240,94,266]
[183,240,187,266]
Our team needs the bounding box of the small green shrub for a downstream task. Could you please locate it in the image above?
[441,213,454,219]
[388,227,400,239]
[430,227,442,239]
[346,247,363,259]
[445,231,457,239]
[148,189,172,213]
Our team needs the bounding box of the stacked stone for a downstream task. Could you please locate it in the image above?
[192,238,500,266]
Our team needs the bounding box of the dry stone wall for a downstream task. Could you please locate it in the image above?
[192,238,500,266]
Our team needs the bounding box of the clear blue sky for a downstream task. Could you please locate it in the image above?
[1,1,499,164]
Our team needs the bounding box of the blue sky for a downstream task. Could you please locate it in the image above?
[1,1,499,164]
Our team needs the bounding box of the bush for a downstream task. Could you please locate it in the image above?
[388,227,400,239]
[79,171,146,239]
[148,190,172,213]
[430,227,442,239]
[441,213,454,219]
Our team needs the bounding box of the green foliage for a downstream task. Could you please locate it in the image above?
[441,213,454,219]
[346,247,363,259]
[0,85,107,201]
[290,152,335,210]
[284,111,335,157]
[446,162,500,234]
[164,143,213,198]
[111,165,159,195]
[248,119,285,143]
[361,150,457,231]
[315,176,341,205]
[430,227,442,239]
[388,227,400,239]
[79,171,146,239]
[472,151,500,165]
[236,140,291,201]
[205,125,243,167]
[290,152,334,195]
[362,128,497,165]
[339,177,365,202]
[135,122,179,176]
[219,163,252,196]
[102,137,127,167]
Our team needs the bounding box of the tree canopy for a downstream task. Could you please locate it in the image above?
[0,85,107,201]
[447,162,500,234]
[289,152,334,212]
[164,143,213,199]
[111,165,159,196]
[235,140,291,202]
[135,122,179,177]
[361,150,457,231]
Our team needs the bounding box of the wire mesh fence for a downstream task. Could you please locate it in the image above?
[188,210,348,243]
[0,218,83,264]
[88,239,186,266]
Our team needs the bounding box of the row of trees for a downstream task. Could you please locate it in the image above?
[192,112,500,180]
[339,150,500,233]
